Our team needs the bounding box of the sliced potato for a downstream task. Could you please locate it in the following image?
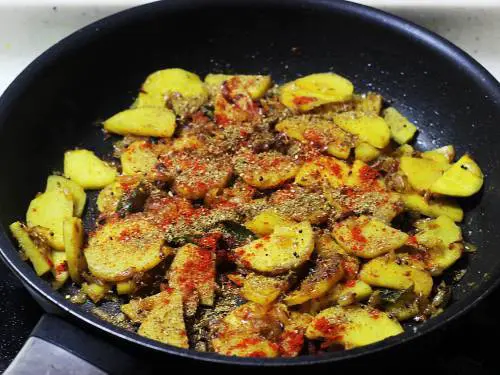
[165,152,233,199]
[284,254,344,306]
[280,73,354,112]
[63,217,86,283]
[26,189,74,250]
[84,214,165,281]
[168,244,215,316]
[244,210,293,236]
[332,215,409,259]
[9,222,51,276]
[399,156,449,191]
[116,279,136,295]
[104,107,176,138]
[275,116,353,159]
[394,144,414,157]
[82,282,110,303]
[295,156,350,188]
[214,334,279,358]
[50,250,69,289]
[135,68,208,115]
[415,215,463,275]
[138,288,189,349]
[279,312,312,357]
[414,215,462,248]
[234,151,299,189]
[64,149,117,190]
[205,74,272,99]
[383,107,417,144]
[211,302,281,357]
[46,175,86,217]
[241,274,286,305]
[402,193,463,222]
[330,280,373,306]
[333,111,390,149]
[121,140,159,176]
[422,145,455,164]
[306,305,403,349]
[359,255,433,297]
[346,160,384,189]
[121,291,169,323]
[430,154,484,197]
[96,182,123,213]
[354,92,383,115]
[235,221,314,274]
[354,142,381,162]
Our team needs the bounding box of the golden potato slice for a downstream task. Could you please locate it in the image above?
[277,312,313,357]
[306,305,403,349]
[241,274,286,305]
[345,160,385,189]
[359,255,433,297]
[205,74,272,99]
[330,280,373,306]
[244,210,293,236]
[9,222,51,276]
[394,144,414,157]
[138,289,189,349]
[383,107,417,144]
[214,335,279,358]
[50,250,69,289]
[399,156,449,192]
[104,107,176,138]
[211,302,281,357]
[235,221,314,274]
[234,151,299,189]
[121,291,170,323]
[295,156,350,188]
[269,185,332,225]
[82,282,111,303]
[275,116,354,159]
[414,215,463,275]
[354,142,381,162]
[46,175,86,217]
[162,152,233,199]
[422,145,455,163]
[168,244,215,316]
[63,217,86,283]
[280,73,354,112]
[333,111,390,148]
[283,254,344,306]
[84,214,164,281]
[26,189,74,250]
[96,181,123,213]
[354,93,383,115]
[135,68,208,115]
[402,193,463,222]
[64,149,117,190]
[116,279,136,295]
[121,140,159,176]
[332,215,409,259]
[430,154,484,197]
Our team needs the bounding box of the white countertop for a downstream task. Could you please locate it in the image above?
[0,0,499,94]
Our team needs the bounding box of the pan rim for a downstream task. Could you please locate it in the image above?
[0,0,499,366]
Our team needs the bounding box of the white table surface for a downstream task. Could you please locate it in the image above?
[0,0,499,94]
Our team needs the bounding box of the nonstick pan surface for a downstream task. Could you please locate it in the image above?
[0,0,499,367]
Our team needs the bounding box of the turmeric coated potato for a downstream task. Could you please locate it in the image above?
[84,214,165,281]
[10,68,484,358]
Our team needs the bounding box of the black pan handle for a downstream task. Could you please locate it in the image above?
[4,314,140,374]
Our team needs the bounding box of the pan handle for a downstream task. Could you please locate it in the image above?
[4,314,140,374]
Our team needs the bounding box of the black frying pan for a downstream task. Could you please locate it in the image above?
[1,0,499,371]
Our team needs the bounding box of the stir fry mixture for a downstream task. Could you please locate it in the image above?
[10,69,484,358]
